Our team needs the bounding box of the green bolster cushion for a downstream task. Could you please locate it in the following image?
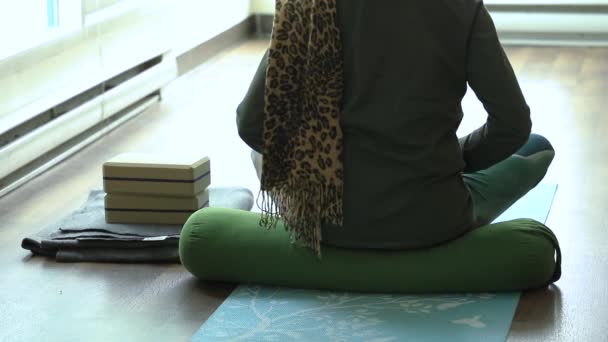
[179,207,561,293]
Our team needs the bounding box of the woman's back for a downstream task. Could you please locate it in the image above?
[324,0,531,248]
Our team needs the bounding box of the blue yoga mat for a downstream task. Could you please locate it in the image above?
[193,183,558,342]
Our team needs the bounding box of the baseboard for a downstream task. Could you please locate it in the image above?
[499,32,608,46]
[485,1,608,14]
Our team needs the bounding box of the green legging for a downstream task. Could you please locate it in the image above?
[465,133,555,226]
[179,134,561,293]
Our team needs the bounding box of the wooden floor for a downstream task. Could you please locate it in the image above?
[0,40,607,341]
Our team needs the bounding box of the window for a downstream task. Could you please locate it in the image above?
[0,0,82,61]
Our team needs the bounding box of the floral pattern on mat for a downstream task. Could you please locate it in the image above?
[193,285,519,342]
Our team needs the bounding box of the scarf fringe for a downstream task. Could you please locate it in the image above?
[258,180,343,256]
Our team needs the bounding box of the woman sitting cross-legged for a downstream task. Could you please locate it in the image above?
[179,0,561,293]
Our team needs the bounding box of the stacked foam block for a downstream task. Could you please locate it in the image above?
[102,153,211,225]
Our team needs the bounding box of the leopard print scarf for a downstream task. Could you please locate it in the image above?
[260,0,344,255]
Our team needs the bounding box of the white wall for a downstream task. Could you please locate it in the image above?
[250,0,274,14]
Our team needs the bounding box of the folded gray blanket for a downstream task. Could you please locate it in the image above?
[22,187,254,263]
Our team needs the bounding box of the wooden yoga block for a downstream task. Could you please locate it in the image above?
[103,153,211,197]
[104,189,209,225]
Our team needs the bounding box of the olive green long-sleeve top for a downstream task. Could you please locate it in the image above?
[237,0,531,249]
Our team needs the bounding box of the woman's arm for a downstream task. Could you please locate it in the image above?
[461,4,532,173]
[236,49,269,153]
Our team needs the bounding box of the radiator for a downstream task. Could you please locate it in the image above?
[0,55,177,196]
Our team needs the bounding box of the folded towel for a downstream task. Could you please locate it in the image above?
[22,187,254,263]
